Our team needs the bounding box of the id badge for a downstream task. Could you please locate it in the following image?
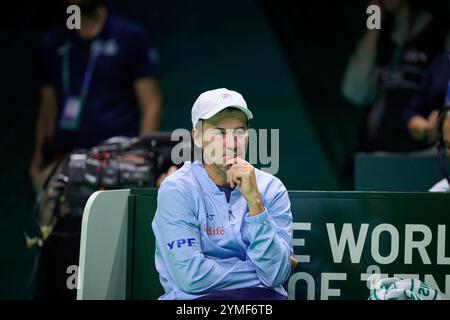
[60,96,83,130]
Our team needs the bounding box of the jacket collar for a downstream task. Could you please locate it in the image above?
[190,161,241,197]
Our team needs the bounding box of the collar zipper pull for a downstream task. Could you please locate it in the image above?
[228,203,236,225]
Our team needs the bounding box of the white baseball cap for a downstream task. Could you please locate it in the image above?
[191,88,253,128]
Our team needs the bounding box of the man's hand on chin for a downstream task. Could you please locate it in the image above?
[226,157,264,216]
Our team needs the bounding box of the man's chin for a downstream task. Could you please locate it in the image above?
[224,155,239,164]
[207,162,228,171]
[205,160,234,171]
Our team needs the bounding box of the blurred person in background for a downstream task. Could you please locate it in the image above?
[403,52,450,146]
[30,0,162,299]
[29,0,162,191]
[342,0,450,153]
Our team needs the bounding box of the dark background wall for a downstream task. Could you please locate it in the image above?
[0,0,448,299]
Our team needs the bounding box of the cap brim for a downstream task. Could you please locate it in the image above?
[199,104,253,123]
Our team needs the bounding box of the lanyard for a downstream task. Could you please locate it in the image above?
[62,39,103,100]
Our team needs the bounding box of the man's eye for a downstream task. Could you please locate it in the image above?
[234,129,246,136]
[211,130,224,136]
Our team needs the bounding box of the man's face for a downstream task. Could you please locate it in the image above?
[193,109,248,173]
[443,117,450,158]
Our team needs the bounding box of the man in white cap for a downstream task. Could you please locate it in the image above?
[151,88,295,300]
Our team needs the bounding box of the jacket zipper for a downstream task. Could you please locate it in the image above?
[227,192,248,260]
[228,199,236,224]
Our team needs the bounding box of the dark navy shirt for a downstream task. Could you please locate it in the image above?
[402,52,450,126]
[41,15,159,155]
[216,185,234,203]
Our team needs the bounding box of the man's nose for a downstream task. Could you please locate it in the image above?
[223,134,237,148]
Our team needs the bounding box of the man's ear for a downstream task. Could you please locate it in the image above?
[192,128,202,149]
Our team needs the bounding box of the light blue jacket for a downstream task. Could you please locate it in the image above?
[151,161,293,300]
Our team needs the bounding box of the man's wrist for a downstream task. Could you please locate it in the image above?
[247,195,264,216]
